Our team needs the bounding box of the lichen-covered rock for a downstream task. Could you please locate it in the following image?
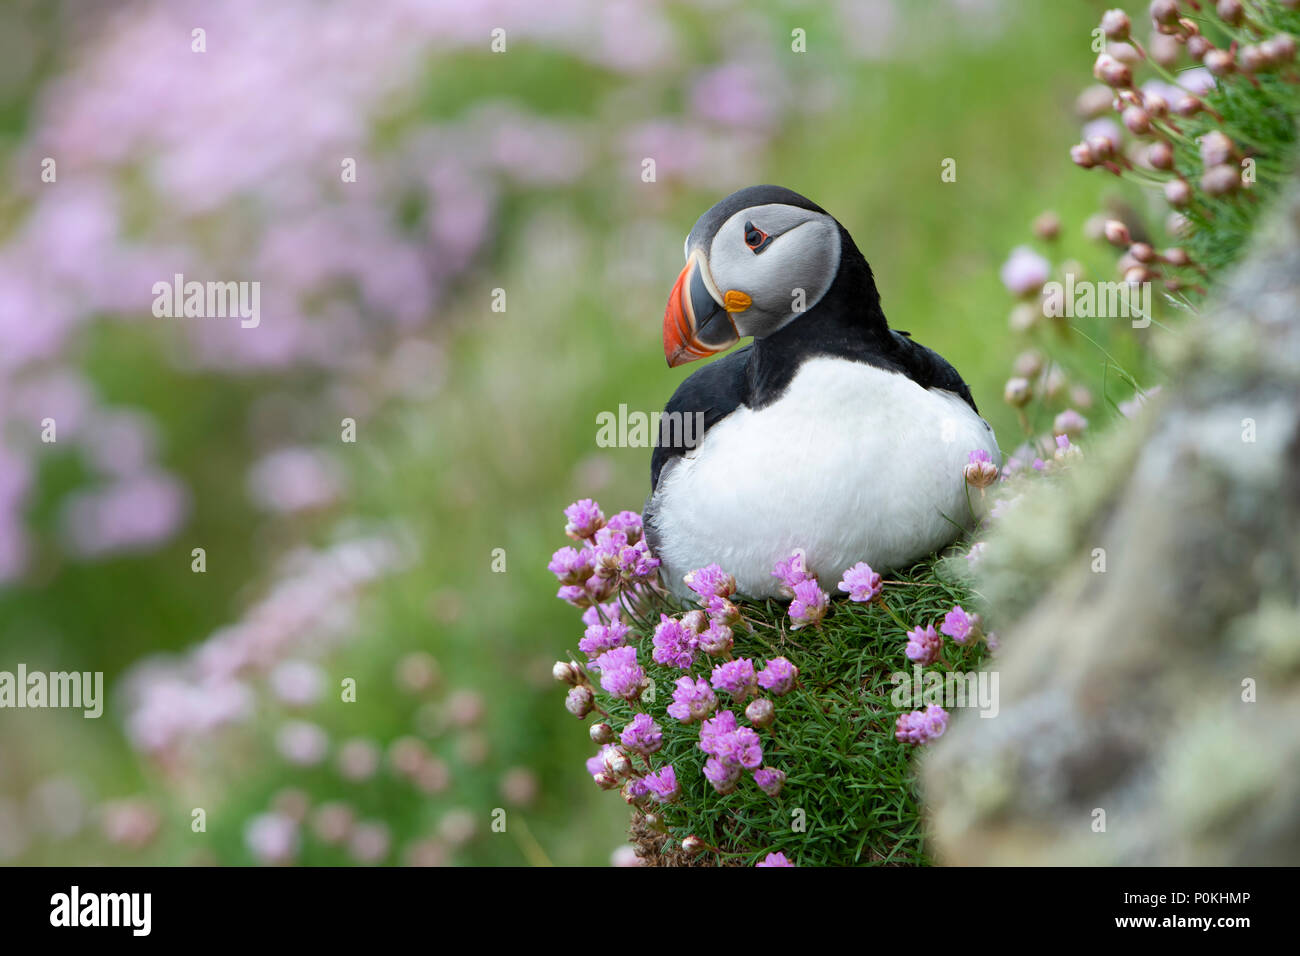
[922,182,1300,866]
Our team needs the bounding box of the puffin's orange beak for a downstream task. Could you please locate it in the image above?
[663,252,742,368]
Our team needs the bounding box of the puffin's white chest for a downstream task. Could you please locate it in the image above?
[651,356,999,599]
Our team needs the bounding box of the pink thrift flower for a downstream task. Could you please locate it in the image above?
[788,579,828,629]
[706,595,742,626]
[837,562,883,602]
[698,621,735,656]
[547,546,593,585]
[652,614,699,670]
[581,603,622,628]
[940,606,980,645]
[580,620,629,660]
[593,646,644,701]
[620,713,663,756]
[644,765,679,803]
[754,767,786,797]
[963,449,999,488]
[710,658,758,699]
[894,705,949,745]
[999,245,1050,297]
[698,710,739,755]
[564,499,605,540]
[703,756,741,794]
[683,563,736,602]
[604,510,643,544]
[667,676,717,723]
[756,851,795,867]
[771,550,810,591]
[556,584,590,608]
[756,657,798,696]
[713,726,763,770]
[905,624,942,665]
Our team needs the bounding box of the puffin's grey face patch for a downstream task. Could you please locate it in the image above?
[702,203,841,339]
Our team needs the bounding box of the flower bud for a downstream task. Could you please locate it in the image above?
[1162,246,1191,267]
[1093,53,1132,88]
[593,771,619,791]
[745,697,776,729]
[1129,242,1156,263]
[1070,142,1097,169]
[1186,34,1214,62]
[709,598,742,627]
[680,835,706,858]
[1124,266,1153,286]
[1199,131,1236,167]
[1143,91,1169,117]
[1150,0,1180,29]
[565,684,594,718]
[680,610,708,634]
[1101,9,1131,41]
[1103,219,1131,246]
[1032,211,1061,241]
[1164,178,1193,207]
[602,747,632,777]
[1216,0,1244,27]
[1201,164,1241,196]
[1239,45,1270,74]
[1204,49,1235,76]
[1173,95,1204,118]
[1110,42,1141,66]
[621,780,650,807]
[1086,134,1116,161]
[589,721,615,745]
[642,812,668,833]
[1265,34,1296,64]
[964,458,1000,489]
[553,660,582,685]
[1004,377,1033,408]
[1147,140,1175,170]
[1013,349,1044,378]
[1122,105,1152,135]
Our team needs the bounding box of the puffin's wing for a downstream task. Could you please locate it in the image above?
[887,329,980,414]
[649,344,753,492]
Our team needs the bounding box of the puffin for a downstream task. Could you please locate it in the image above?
[643,185,1000,600]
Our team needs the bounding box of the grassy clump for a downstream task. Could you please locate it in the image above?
[567,553,989,867]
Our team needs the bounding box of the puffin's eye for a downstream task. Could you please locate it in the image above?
[743,221,772,254]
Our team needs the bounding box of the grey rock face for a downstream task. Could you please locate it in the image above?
[923,186,1300,866]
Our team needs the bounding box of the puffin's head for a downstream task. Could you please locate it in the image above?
[663,185,844,367]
